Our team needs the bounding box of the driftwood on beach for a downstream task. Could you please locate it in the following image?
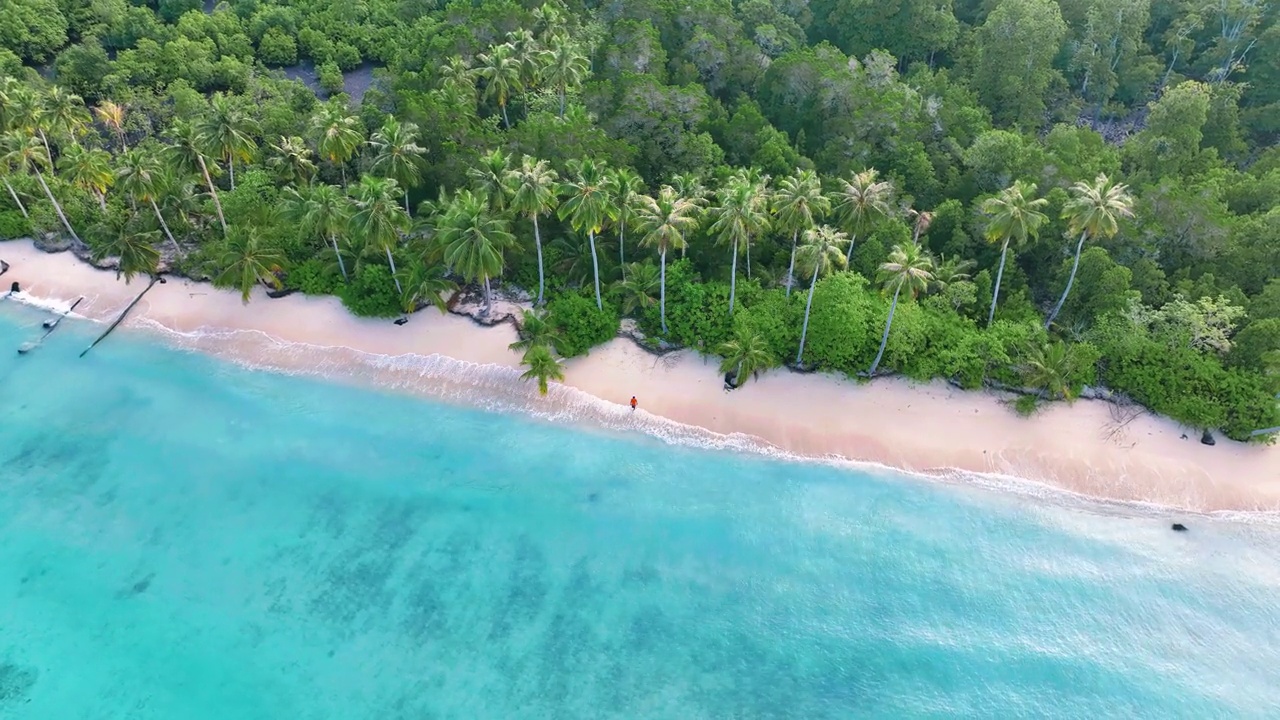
[80,276,162,358]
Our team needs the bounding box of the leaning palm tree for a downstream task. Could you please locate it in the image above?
[476,42,523,129]
[558,157,614,310]
[509,308,563,353]
[541,34,589,118]
[399,257,457,315]
[708,174,769,315]
[215,227,286,303]
[58,144,113,213]
[350,175,410,294]
[830,168,894,264]
[0,153,29,219]
[1,131,80,244]
[504,155,559,305]
[310,103,364,185]
[795,225,849,366]
[436,188,514,313]
[980,180,1049,327]
[467,148,511,213]
[773,169,830,297]
[115,148,182,258]
[608,166,643,278]
[368,117,426,212]
[166,118,227,234]
[94,100,128,151]
[1044,174,1135,329]
[717,326,775,388]
[284,183,353,281]
[868,242,935,376]
[93,224,160,283]
[634,185,697,334]
[198,93,259,190]
[520,344,565,396]
[266,135,316,186]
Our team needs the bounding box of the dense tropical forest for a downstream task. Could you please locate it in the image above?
[1,0,1278,438]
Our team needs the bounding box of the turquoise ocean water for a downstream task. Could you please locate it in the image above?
[1,301,1279,719]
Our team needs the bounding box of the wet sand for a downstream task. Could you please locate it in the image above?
[4,239,1278,512]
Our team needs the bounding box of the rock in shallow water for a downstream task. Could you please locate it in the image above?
[1172,523,1188,532]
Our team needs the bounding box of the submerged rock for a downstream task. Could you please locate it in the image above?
[1171,523,1188,532]
[1200,430,1216,446]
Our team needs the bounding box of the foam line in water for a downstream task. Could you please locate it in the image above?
[123,317,1280,525]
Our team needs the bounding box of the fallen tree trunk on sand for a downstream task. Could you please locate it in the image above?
[80,276,162,358]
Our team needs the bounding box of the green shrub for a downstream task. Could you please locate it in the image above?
[734,289,802,364]
[289,257,341,296]
[641,259,735,350]
[0,210,29,240]
[547,291,620,357]
[340,264,401,317]
[803,273,880,375]
[1014,394,1040,416]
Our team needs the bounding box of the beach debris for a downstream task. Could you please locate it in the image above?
[17,341,36,354]
[1200,430,1216,446]
[80,276,163,358]
[0,259,8,277]
[8,281,18,294]
[1171,523,1188,532]
[16,296,84,355]
[394,317,408,326]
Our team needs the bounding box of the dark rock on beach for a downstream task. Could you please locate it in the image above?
[1171,523,1188,532]
[1200,430,1216,446]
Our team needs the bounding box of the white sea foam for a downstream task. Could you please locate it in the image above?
[126,316,1280,525]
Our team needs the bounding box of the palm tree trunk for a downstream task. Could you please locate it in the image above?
[588,229,602,310]
[228,157,236,190]
[483,274,493,314]
[796,268,819,365]
[4,179,29,218]
[533,214,545,306]
[729,240,738,315]
[330,233,348,281]
[197,155,228,235]
[845,232,858,264]
[404,191,411,214]
[117,130,128,152]
[558,87,566,119]
[96,189,108,213]
[150,199,181,260]
[745,234,751,279]
[618,218,625,280]
[385,246,403,294]
[38,130,53,166]
[988,241,1009,328]
[1045,231,1088,330]
[501,102,511,130]
[869,285,902,376]
[33,168,79,244]
[659,248,667,334]
[786,229,798,297]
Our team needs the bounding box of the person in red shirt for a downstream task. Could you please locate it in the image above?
[630,396,637,411]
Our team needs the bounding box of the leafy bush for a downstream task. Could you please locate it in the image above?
[547,291,619,357]
[340,264,401,317]
[289,257,341,296]
[642,259,735,350]
[734,289,801,365]
[0,210,29,240]
[802,273,880,375]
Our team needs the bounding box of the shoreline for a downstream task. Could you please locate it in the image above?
[3,239,1279,514]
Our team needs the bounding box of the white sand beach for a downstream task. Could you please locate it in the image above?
[4,239,1278,512]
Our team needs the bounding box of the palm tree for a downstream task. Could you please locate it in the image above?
[542,34,589,118]
[670,173,707,258]
[634,185,697,334]
[608,167,643,278]
[831,168,894,264]
[717,326,774,388]
[477,42,523,129]
[436,188,514,313]
[795,225,849,366]
[439,55,477,102]
[509,308,563,353]
[166,118,227,234]
[467,148,511,213]
[284,183,353,281]
[58,144,113,213]
[40,86,91,152]
[310,103,363,185]
[1045,174,1135,329]
[266,135,316,186]
[198,93,259,190]
[708,174,769,315]
[931,254,976,293]
[351,175,410,294]
[980,180,1049,327]
[613,261,660,315]
[399,258,457,315]
[504,155,559,305]
[1,131,80,244]
[215,227,286,303]
[520,344,565,395]
[115,148,182,258]
[558,158,614,310]
[1019,341,1086,400]
[93,224,160,282]
[0,153,29,219]
[774,169,829,297]
[506,29,547,84]
[94,100,128,151]
[368,117,426,212]
[869,242,935,376]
